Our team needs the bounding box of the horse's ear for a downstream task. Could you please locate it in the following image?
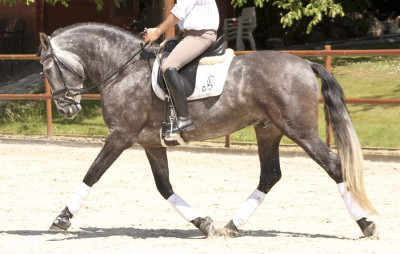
[39,33,51,52]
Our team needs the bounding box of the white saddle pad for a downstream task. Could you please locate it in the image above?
[151,49,235,101]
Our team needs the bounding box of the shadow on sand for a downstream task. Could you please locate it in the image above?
[1,227,352,241]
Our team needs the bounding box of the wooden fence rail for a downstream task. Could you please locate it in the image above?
[1,46,400,148]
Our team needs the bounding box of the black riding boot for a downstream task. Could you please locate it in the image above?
[163,67,195,134]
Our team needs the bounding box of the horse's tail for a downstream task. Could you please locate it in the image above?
[310,62,377,214]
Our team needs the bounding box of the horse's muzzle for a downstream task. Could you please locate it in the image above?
[58,103,82,119]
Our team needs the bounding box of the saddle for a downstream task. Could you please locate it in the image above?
[154,35,230,147]
[156,34,227,97]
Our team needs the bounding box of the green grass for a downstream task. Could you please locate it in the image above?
[1,56,399,148]
[0,99,108,136]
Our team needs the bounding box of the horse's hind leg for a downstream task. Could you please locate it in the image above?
[262,83,376,237]
[222,124,283,237]
[49,132,133,231]
[294,136,376,237]
[144,146,218,238]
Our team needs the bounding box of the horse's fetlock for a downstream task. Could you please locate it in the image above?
[61,206,73,219]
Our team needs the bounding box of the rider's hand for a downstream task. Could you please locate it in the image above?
[144,27,161,46]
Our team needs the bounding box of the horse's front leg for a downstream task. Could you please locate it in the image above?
[49,132,134,230]
[144,146,218,238]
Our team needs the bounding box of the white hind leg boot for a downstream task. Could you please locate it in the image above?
[337,182,365,221]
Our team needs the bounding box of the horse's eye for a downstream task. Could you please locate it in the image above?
[45,69,52,76]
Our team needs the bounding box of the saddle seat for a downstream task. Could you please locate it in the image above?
[161,34,227,58]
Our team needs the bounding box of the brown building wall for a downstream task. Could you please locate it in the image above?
[0,2,37,53]
[43,0,110,36]
[1,0,140,53]
[1,0,233,54]
[43,0,141,36]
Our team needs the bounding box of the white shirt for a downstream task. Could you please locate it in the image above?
[171,0,220,31]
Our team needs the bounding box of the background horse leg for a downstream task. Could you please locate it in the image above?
[144,146,218,238]
[49,132,134,230]
[222,125,283,237]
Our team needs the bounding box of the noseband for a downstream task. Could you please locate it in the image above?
[40,41,149,101]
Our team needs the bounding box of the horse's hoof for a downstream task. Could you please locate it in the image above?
[362,222,377,238]
[200,216,219,238]
[191,216,219,238]
[49,207,73,231]
[219,220,239,238]
[49,216,71,231]
[357,218,377,238]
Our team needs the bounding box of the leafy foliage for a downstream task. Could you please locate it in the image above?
[231,0,344,33]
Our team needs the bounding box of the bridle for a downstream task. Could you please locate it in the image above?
[40,41,148,101]
[40,45,85,101]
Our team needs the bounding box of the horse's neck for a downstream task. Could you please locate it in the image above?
[84,41,130,85]
[54,31,142,90]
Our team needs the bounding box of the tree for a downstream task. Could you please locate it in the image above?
[231,0,344,33]
[0,0,121,11]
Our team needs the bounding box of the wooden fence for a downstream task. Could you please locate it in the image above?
[1,46,400,148]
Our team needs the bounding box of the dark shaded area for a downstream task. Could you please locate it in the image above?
[0,60,42,84]
[233,0,400,50]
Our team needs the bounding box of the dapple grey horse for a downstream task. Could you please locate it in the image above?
[39,23,377,238]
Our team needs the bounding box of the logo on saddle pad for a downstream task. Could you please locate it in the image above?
[151,48,235,101]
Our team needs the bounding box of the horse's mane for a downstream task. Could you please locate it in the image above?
[50,22,144,44]
[47,22,158,62]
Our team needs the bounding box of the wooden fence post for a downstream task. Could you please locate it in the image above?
[324,45,332,149]
[324,45,332,72]
[225,134,231,148]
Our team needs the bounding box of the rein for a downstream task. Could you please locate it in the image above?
[41,41,149,98]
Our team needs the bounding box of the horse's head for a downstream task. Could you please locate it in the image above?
[39,33,85,119]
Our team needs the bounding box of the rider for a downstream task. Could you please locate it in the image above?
[144,0,220,134]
